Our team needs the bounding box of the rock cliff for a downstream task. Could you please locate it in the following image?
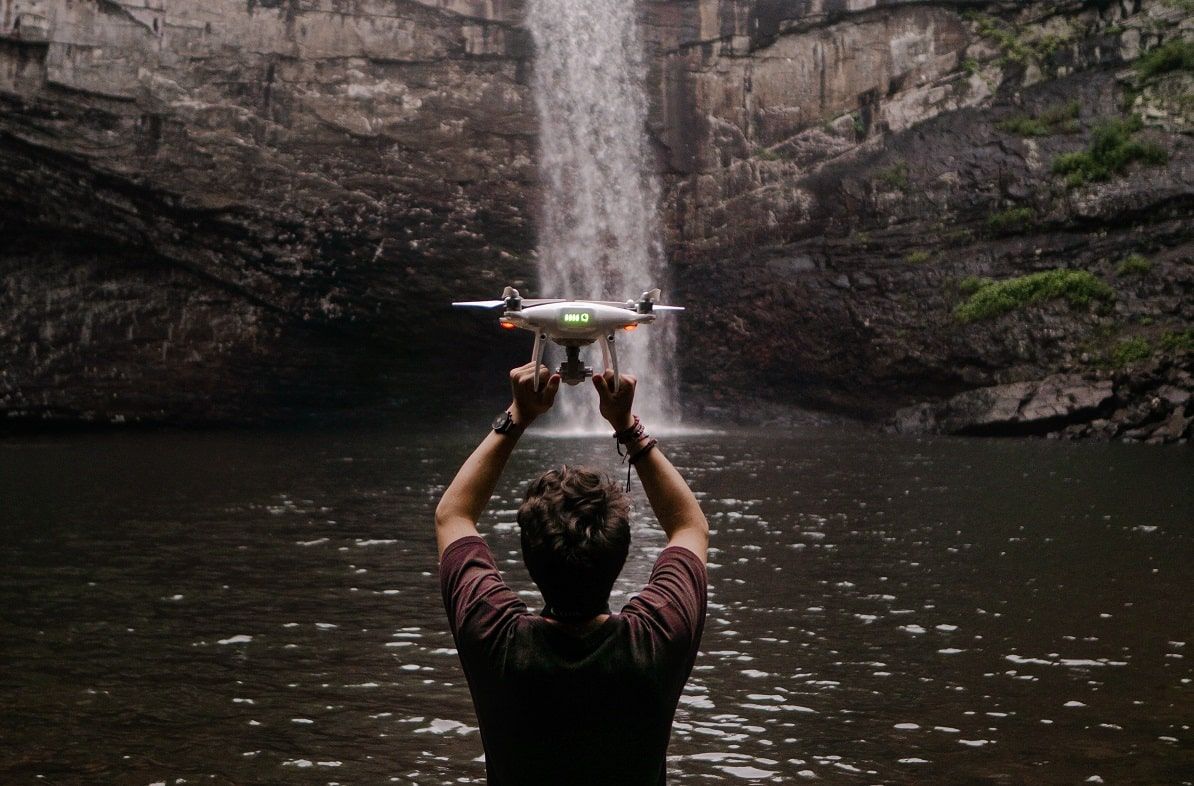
[2,0,538,423]
[1,0,1191,439]
[650,0,1192,442]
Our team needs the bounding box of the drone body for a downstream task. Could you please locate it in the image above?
[453,287,683,391]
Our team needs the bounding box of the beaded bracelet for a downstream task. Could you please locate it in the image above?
[613,416,646,457]
[615,416,657,490]
[628,437,658,465]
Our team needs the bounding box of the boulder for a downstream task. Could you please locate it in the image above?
[895,374,1115,436]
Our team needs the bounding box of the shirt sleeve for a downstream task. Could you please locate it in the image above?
[438,535,526,653]
[621,545,708,654]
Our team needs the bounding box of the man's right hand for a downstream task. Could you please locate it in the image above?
[593,370,636,432]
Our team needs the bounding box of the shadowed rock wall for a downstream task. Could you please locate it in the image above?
[1,0,537,424]
[1,0,1191,438]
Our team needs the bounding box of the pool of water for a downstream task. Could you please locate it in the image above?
[1,422,1190,784]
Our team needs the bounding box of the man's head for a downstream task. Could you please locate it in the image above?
[517,466,631,619]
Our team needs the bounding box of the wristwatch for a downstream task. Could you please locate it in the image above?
[492,410,523,436]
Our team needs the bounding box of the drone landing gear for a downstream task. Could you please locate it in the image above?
[529,333,620,392]
[598,333,620,392]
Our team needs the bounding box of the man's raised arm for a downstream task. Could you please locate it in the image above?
[593,372,709,563]
[435,363,561,558]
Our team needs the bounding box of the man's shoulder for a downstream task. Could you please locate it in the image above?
[440,534,491,567]
[618,546,707,646]
[440,535,527,645]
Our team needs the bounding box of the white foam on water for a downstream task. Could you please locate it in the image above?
[217,634,252,645]
[1006,654,1127,668]
[719,765,779,779]
[414,718,476,735]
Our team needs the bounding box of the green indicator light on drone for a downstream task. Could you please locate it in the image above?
[560,311,592,327]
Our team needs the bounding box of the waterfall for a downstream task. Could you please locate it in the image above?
[526,0,676,432]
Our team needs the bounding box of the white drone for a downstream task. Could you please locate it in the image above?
[453,287,684,391]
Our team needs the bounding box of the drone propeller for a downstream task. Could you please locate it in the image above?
[452,300,507,309]
[632,287,686,315]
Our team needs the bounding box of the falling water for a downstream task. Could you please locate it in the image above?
[526,0,676,431]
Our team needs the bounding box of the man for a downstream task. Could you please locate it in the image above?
[435,362,709,785]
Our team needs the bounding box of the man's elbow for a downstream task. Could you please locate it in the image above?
[434,498,455,528]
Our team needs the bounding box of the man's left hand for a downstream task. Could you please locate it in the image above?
[509,362,561,426]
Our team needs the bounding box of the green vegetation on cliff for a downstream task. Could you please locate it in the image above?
[1051,116,1167,187]
[998,101,1080,136]
[955,269,1114,322]
[967,12,1068,66]
[1109,329,1194,366]
[1160,329,1194,353]
[874,160,909,191]
[1117,254,1153,276]
[1113,337,1153,366]
[1135,39,1194,78]
[986,206,1035,235]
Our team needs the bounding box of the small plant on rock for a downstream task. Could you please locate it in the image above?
[1051,116,1168,187]
[986,206,1035,235]
[874,161,909,191]
[1112,337,1152,366]
[998,100,1081,136]
[967,12,1071,66]
[1159,329,1194,353]
[1116,253,1153,276]
[1135,39,1194,79]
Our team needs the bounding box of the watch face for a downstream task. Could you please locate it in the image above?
[492,411,512,432]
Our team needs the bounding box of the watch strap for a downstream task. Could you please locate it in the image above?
[492,410,524,436]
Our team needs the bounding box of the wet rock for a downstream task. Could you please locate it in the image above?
[895,359,1193,441]
[1149,410,1192,444]
[1157,385,1191,408]
[894,374,1114,436]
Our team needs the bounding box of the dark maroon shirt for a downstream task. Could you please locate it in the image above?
[439,535,707,786]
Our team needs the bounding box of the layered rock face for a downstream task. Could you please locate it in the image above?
[1,0,1191,438]
[645,0,1192,442]
[1,0,537,423]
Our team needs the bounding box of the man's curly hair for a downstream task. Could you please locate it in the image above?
[518,466,631,619]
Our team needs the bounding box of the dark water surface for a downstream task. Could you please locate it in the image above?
[1,423,1191,784]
